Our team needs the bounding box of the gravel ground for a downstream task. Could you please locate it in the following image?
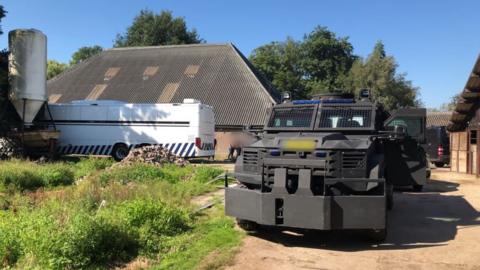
[226,167,480,270]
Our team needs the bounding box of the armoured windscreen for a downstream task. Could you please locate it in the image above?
[268,107,314,128]
[318,107,372,128]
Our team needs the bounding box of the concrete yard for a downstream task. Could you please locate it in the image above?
[226,168,480,270]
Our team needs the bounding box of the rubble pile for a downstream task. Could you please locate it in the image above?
[0,137,22,159]
[120,145,189,166]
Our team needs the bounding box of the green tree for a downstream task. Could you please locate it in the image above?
[344,41,420,110]
[250,38,306,98]
[249,26,356,98]
[0,5,5,35]
[300,26,356,94]
[0,5,8,97]
[114,9,202,47]
[438,94,459,111]
[47,60,68,80]
[70,45,103,65]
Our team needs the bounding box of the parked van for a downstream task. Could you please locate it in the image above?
[44,99,215,160]
[425,126,450,167]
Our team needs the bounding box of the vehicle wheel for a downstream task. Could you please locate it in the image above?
[434,162,444,168]
[237,219,260,232]
[111,143,129,161]
[413,184,423,192]
[367,229,387,242]
[386,184,394,210]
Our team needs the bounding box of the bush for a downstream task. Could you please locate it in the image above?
[19,208,137,269]
[0,213,21,268]
[71,157,114,179]
[0,160,75,191]
[190,166,223,183]
[39,164,75,187]
[98,164,221,186]
[0,163,227,268]
[99,163,167,185]
[0,158,114,192]
[0,165,44,191]
[118,199,191,255]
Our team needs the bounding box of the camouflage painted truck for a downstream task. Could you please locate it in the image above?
[225,91,427,240]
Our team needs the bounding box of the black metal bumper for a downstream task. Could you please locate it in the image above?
[225,168,386,230]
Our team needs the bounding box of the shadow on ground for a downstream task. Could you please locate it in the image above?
[248,178,480,251]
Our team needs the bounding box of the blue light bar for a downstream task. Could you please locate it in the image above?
[292,100,321,104]
[270,149,281,156]
[292,99,354,105]
[315,151,327,158]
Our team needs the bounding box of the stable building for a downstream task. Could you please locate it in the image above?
[447,55,480,175]
[47,43,280,157]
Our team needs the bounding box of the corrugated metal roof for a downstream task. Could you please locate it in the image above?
[447,55,480,132]
[47,43,280,128]
[427,111,452,127]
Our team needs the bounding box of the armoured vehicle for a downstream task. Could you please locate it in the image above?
[225,91,426,240]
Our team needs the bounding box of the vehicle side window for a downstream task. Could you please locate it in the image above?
[386,117,423,137]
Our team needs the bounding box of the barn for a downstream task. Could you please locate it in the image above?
[447,55,480,175]
[47,43,280,157]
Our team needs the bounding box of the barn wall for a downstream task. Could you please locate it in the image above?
[450,130,477,174]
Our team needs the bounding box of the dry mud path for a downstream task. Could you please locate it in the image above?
[225,168,480,270]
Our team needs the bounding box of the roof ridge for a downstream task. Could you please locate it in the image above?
[227,43,280,104]
[107,43,231,51]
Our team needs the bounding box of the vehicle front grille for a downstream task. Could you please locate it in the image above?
[342,151,366,169]
[243,150,259,171]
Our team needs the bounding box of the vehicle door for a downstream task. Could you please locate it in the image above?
[383,108,427,187]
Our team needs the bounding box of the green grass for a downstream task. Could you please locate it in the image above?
[0,160,240,270]
[153,205,243,270]
[0,157,114,192]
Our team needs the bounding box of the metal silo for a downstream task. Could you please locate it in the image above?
[8,29,47,125]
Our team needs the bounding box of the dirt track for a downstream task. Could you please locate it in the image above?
[225,168,480,270]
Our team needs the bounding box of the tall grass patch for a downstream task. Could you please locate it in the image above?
[0,161,232,269]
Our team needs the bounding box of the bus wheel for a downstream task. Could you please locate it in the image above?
[112,143,129,161]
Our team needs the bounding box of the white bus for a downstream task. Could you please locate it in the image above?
[44,99,215,160]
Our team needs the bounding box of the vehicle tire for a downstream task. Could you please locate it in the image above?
[386,184,394,210]
[413,184,423,192]
[367,228,387,242]
[237,219,260,232]
[111,143,130,161]
[434,162,444,168]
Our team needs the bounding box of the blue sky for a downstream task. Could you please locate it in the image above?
[1,0,478,109]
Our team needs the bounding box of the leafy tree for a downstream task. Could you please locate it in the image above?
[438,94,459,111]
[0,5,5,35]
[300,26,356,95]
[47,60,68,80]
[70,45,103,65]
[250,26,356,98]
[0,5,8,98]
[343,41,420,110]
[250,38,306,98]
[114,9,202,47]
